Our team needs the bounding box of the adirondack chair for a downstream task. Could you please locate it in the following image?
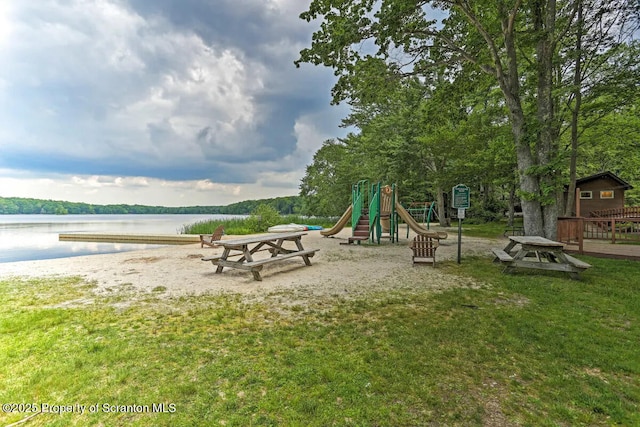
[410,234,438,266]
[200,225,225,248]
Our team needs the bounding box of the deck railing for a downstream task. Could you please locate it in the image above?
[557,217,584,253]
[584,218,640,243]
[558,216,640,253]
[590,206,640,218]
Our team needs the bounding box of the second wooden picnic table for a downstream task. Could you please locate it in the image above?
[202,231,319,281]
[492,235,591,279]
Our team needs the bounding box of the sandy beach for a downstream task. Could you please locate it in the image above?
[0,226,500,300]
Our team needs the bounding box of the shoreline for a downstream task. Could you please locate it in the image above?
[0,226,500,299]
[0,213,231,264]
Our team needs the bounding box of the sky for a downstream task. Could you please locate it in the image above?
[0,0,349,207]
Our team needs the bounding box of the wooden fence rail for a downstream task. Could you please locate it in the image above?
[558,217,640,253]
[590,206,640,218]
[557,217,584,253]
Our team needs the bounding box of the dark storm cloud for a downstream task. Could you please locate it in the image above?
[0,0,343,187]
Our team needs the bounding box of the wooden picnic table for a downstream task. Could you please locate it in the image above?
[492,235,591,279]
[201,231,319,281]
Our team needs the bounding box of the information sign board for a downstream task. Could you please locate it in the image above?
[452,184,470,209]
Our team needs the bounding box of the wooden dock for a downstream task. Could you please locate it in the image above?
[59,233,200,245]
[564,240,640,261]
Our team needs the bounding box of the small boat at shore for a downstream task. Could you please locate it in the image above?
[267,224,324,233]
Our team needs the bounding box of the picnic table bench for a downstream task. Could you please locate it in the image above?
[202,231,319,281]
[492,235,591,279]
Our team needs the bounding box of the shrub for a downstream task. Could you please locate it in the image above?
[247,204,282,232]
[465,198,507,224]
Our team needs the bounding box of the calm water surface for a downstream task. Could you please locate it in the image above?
[0,214,243,263]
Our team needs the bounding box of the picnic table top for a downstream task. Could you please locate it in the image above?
[215,231,308,247]
[508,235,565,248]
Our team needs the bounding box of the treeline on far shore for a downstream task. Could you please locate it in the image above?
[0,195,304,216]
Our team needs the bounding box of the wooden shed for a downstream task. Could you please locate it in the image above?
[572,171,634,217]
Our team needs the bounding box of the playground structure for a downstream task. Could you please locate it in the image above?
[406,202,439,227]
[321,180,447,244]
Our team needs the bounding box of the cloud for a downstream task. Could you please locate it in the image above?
[0,2,13,47]
[70,176,151,188]
[0,172,257,207]
[0,0,348,205]
[2,1,266,163]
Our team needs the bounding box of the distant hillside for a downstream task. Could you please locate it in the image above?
[0,195,303,216]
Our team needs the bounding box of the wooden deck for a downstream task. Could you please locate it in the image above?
[564,240,640,261]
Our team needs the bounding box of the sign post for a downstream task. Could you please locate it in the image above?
[452,184,470,264]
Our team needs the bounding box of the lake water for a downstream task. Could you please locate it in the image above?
[0,214,244,263]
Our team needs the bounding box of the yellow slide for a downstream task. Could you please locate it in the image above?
[395,203,448,239]
[321,205,352,237]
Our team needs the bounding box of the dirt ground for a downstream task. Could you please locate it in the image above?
[0,226,501,300]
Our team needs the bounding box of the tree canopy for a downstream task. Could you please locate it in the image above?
[296,0,640,235]
[0,196,304,216]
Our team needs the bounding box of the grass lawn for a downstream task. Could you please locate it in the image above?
[1,255,639,426]
[460,219,524,239]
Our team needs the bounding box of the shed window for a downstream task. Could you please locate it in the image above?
[600,190,614,199]
[579,191,592,199]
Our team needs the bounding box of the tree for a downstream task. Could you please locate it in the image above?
[247,204,281,232]
[297,0,638,238]
[577,104,640,204]
[299,139,364,216]
[557,1,640,215]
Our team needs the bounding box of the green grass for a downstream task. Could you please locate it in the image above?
[180,215,337,235]
[183,215,517,237]
[1,255,639,426]
[179,217,256,235]
[460,218,524,239]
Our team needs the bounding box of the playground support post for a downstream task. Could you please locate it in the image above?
[391,184,397,243]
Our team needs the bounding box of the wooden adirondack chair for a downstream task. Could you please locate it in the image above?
[200,225,225,248]
[411,234,438,266]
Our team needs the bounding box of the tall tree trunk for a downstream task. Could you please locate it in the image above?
[499,16,545,237]
[565,0,583,217]
[535,0,560,239]
[508,184,516,227]
[425,159,450,227]
[435,186,449,227]
[515,134,545,237]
